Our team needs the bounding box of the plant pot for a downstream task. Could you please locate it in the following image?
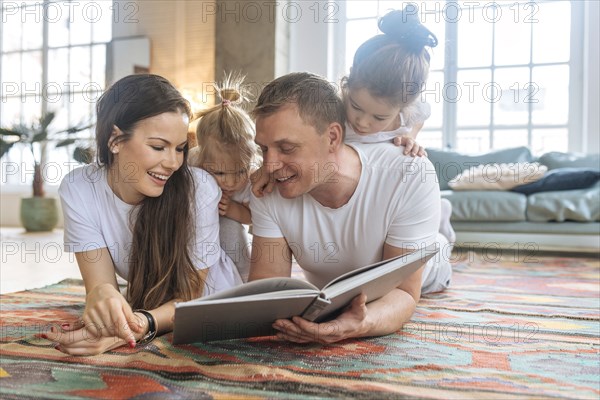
[20,197,59,232]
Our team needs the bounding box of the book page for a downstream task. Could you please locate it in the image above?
[179,289,320,305]
[322,254,407,289]
[308,247,438,322]
[184,277,319,304]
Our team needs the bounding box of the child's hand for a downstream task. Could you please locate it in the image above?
[250,166,275,197]
[219,193,230,216]
[393,135,427,157]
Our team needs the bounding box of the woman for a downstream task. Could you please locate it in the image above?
[47,74,242,355]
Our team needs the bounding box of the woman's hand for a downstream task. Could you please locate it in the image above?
[81,283,143,347]
[45,320,127,356]
[44,313,149,356]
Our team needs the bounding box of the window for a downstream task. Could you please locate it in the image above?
[1,0,112,186]
[340,0,581,154]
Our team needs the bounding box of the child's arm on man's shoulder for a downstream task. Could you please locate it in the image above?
[250,166,274,197]
[392,122,427,157]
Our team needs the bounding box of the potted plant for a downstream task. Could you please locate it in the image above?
[0,112,94,232]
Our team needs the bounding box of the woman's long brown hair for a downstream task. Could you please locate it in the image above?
[95,74,201,309]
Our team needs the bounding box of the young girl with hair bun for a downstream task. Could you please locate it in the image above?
[342,4,455,244]
[342,4,437,153]
[189,74,259,282]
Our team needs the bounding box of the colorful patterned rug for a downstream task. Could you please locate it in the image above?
[1,252,599,399]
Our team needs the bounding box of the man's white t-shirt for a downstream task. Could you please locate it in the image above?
[345,101,431,143]
[250,143,445,289]
[59,164,242,295]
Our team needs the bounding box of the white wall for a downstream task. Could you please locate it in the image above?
[288,0,339,81]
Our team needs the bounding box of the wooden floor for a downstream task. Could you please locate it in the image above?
[1,227,80,294]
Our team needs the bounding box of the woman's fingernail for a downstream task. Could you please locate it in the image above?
[54,345,61,351]
[61,323,69,329]
[40,334,48,339]
[129,340,136,348]
[50,326,55,333]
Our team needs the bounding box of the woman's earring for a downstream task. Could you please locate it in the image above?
[111,147,118,154]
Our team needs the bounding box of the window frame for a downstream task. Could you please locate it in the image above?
[1,0,111,188]
[331,0,586,154]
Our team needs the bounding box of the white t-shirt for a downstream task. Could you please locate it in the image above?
[345,101,431,143]
[250,143,442,289]
[231,182,252,204]
[59,164,242,295]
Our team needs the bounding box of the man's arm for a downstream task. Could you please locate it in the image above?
[248,235,293,280]
[271,243,425,343]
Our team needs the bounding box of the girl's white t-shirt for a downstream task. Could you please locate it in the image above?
[59,164,242,295]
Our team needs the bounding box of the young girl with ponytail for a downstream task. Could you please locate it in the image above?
[189,75,260,282]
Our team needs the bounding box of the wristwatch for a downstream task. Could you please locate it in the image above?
[134,309,157,345]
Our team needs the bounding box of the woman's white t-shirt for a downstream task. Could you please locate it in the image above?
[59,164,242,295]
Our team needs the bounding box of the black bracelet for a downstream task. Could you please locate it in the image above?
[134,309,157,345]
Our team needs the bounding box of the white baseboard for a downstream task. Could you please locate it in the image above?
[455,231,600,254]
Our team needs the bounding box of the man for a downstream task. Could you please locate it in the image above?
[249,72,451,344]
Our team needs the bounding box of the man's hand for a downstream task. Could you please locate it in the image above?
[393,135,427,157]
[272,294,369,344]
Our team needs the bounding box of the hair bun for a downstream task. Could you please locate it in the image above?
[220,88,241,103]
[378,4,438,52]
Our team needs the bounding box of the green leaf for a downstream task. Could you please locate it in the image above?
[55,139,76,147]
[0,139,17,159]
[64,123,93,134]
[31,132,48,143]
[39,112,55,131]
[0,128,24,138]
[73,146,94,164]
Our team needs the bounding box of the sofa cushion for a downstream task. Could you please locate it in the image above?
[428,147,534,190]
[538,152,600,170]
[449,162,547,190]
[527,182,600,222]
[512,168,600,195]
[441,190,527,222]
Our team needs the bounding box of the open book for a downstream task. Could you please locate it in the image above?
[173,246,438,343]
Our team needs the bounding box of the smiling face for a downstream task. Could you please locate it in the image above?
[108,111,189,204]
[345,87,403,135]
[255,104,334,199]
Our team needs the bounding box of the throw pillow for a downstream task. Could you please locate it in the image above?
[448,162,547,190]
[511,168,600,195]
[537,152,600,170]
[427,147,534,190]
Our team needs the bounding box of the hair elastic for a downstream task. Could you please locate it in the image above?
[222,99,231,106]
